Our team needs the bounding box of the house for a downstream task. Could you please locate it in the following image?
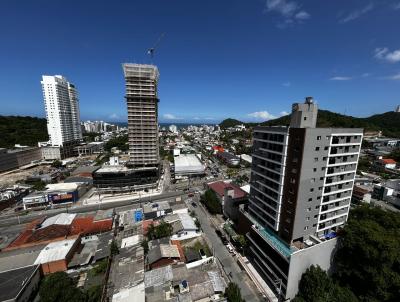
[207,180,248,222]
[378,158,397,169]
[147,244,182,270]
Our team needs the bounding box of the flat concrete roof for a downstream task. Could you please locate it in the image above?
[174,154,204,174]
[112,282,145,302]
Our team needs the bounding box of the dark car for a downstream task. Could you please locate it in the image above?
[191,202,197,207]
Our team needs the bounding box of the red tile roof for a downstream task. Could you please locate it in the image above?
[381,158,396,164]
[207,181,247,199]
[142,219,159,235]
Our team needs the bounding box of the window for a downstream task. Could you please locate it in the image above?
[310,188,314,192]
[315,205,319,209]
[311,178,315,183]
[304,226,309,230]
[317,136,321,140]
[292,168,297,173]
[304,117,307,121]
[326,136,330,140]
[324,146,329,150]
[318,187,323,190]
[313,168,317,172]
[313,223,317,227]
[320,177,324,181]
[323,157,327,161]
[315,147,320,151]
[306,217,310,221]
[314,157,319,162]
[308,198,312,202]
[307,207,311,212]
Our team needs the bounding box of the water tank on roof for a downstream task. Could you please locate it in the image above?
[135,209,143,222]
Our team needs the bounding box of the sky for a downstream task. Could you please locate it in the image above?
[0,0,399,123]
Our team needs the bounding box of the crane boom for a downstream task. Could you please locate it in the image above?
[147,33,165,59]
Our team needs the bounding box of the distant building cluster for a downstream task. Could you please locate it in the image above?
[81,120,118,133]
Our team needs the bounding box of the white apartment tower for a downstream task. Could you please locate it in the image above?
[41,75,82,146]
[245,97,363,300]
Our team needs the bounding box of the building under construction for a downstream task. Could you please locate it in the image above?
[93,63,160,192]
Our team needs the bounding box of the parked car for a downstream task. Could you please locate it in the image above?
[226,243,234,254]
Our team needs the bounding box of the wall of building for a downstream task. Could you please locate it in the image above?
[16,265,41,302]
[41,259,68,275]
[0,148,42,173]
[286,238,338,300]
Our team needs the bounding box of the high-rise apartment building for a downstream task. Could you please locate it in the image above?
[122,63,160,167]
[244,97,363,300]
[41,75,82,146]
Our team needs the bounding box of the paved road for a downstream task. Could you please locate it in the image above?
[187,194,264,302]
[0,191,183,227]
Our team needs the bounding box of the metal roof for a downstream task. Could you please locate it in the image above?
[41,213,76,228]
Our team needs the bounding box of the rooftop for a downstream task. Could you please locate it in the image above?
[0,265,40,302]
[148,244,181,265]
[112,282,145,302]
[46,182,78,192]
[208,180,247,199]
[41,213,76,228]
[174,154,204,174]
[34,237,78,264]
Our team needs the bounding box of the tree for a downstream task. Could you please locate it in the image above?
[110,240,119,256]
[225,282,245,302]
[51,160,63,168]
[200,189,222,215]
[141,239,149,254]
[294,265,357,302]
[104,135,128,152]
[146,221,173,240]
[39,272,86,302]
[31,180,47,191]
[334,205,400,302]
[389,148,400,162]
[85,285,102,302]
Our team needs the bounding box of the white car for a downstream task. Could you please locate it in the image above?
[226,243,235,254]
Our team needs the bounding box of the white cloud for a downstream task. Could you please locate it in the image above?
[264,0,310,27]
[295,11,310,20]
[204,117,216,120]
[394,2,400,10]
[374,47,400,63]
[282,82,291,87]
[339,3,373,24]
[109,113,119,119]
[330,76,352,81]
[193,117,200,120]
[361,73,371,78]
[386,73,400,80]
[280,111,290,116]
[247,111,276,120]
[163,113,182,120]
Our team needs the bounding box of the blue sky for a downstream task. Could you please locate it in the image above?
[0,0,399,123]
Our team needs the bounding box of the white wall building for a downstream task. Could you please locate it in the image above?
[41,75,82,146]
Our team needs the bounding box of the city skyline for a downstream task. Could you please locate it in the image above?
[1,1,400,123]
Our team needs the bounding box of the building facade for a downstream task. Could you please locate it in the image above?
[246,97,363,300]
[41,75,82,147]
[122,64,160,167]
[0,147,42,173]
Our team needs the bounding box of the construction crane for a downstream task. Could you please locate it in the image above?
[147,33,165,59]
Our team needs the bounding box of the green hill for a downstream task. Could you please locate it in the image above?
[219,118,243,129]
[0,116,48,148]
[220,110,400,137]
